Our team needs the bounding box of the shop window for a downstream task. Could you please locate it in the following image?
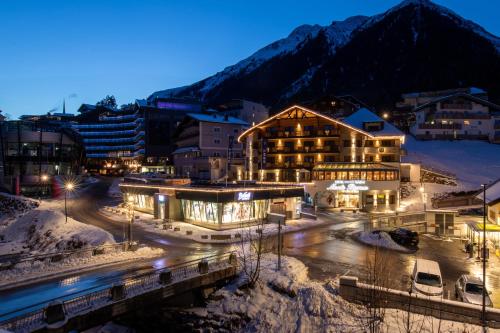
[360,171,367,180]
[366,195,374,205]
[373,171,380,181]
[366,171,373,181]
[377,194,386,205]
[325,172,331,180]
[389,195,396,205]
[379,172,386,181]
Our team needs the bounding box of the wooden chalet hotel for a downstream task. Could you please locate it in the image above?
[238,105,405,213]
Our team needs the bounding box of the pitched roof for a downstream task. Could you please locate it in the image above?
[413,93,500,112]
[342,108,404,137]
[238,105,378,142]
[187,113,248,126]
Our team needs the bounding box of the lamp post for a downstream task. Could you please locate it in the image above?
[39,174,48,201]
[127,195,134,247]
[481,183,487,329]
[64,182,74,223]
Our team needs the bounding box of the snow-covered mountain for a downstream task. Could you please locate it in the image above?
[149,0,500,110]
[150,16,368,101]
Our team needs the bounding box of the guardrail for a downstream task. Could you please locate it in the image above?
[0,252,237,333]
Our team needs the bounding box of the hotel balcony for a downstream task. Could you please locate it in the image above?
[418,123,462,130]
[264,161,313,169]
[264,129,340,139]
[267,146,340,154]
[433,112,490,120]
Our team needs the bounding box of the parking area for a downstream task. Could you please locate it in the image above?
[283,222,500,307]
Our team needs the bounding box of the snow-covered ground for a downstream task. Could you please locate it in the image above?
[187,254,498,332]
[100,206,367,244]
[404,137,500,189]
[354,231,412,253]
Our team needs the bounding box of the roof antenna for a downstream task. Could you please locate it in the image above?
[63,99,66,114]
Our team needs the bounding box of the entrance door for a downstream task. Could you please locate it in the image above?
[158,202,165,220]
[337,191,360,208]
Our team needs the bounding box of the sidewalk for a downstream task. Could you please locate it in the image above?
[100,206,369,244]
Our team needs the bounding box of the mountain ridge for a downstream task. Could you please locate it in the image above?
[149,0,500,111]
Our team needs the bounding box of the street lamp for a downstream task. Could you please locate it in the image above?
[127,195,134,247]
[39,174,48,200]
[481,183,487,329]
[64,181,75,223]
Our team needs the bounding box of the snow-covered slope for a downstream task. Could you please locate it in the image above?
[403,137,500,189]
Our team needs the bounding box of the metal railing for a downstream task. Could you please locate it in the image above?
[0,252,236,333]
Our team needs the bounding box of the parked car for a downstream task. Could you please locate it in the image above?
[389,228,419,247]
[411,259,444,297]
[455,275,493,307]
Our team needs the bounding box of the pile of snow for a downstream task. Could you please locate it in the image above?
[355,231,411,253]
[0,208,115,255]
[0,193,38,219]
[107,178,123,198]
[187,254,487,332]
[403,137,500,189]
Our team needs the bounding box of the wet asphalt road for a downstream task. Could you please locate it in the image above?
[2,178,500,318]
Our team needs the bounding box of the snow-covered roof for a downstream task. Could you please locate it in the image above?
[187,113,248,126]
[172,146,200,155]
[135,99,148,108]
[342,108,404,137]
[414,93,500,112]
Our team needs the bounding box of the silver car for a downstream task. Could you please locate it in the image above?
[455,275,493,307]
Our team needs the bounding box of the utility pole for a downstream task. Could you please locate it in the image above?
[277,216,282,271]
[482,183,487,330]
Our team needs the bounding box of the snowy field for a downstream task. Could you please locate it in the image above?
[188,254,498,333]
[404,137,500,189]
[354,231,412,253]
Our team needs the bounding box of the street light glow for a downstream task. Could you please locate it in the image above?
[419,186,424,193]
[41,174,48,182]
[65,182,75,191]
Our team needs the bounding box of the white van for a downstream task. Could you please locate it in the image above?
[411,259,444,297]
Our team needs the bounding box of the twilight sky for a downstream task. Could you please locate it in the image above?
[0,0,499,118]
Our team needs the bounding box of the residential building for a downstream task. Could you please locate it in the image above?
[136,97,204,171]
[73,104,143,175]
[73,97,204,175]
[396,87,500,142]
[172,113,248,181]
[480,180,500,225]
[215,99,269,126]
[238,105,405,212]
[0,119,83,196]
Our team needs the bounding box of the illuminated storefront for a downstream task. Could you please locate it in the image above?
[306,163,401,213]
[120,182,304,230]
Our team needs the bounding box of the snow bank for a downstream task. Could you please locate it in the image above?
[403,137,500,189]
[355,231,411,253]
[0,193,38,219]
[0,207,115,255]
[188,254,494,333]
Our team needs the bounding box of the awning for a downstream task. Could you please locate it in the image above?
[313,162,399,171]
[466,221,500,233]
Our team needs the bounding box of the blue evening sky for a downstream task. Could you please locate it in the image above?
[0,0,498,118]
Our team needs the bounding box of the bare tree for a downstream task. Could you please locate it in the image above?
[361,245,399,333]
[238,209,267,289]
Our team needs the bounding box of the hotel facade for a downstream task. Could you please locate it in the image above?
[238,106,405,213]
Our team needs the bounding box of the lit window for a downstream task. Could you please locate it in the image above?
[464,120,470,125]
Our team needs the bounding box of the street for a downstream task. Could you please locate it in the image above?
[2,179,500,318]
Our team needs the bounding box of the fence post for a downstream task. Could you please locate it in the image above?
[198,259,209,274]
[44,301,65,324]
[159,269,172,284]
[228,253,237,266]
[110,284,126,301]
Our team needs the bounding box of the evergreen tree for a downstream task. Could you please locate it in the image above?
[96,95,117,108]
